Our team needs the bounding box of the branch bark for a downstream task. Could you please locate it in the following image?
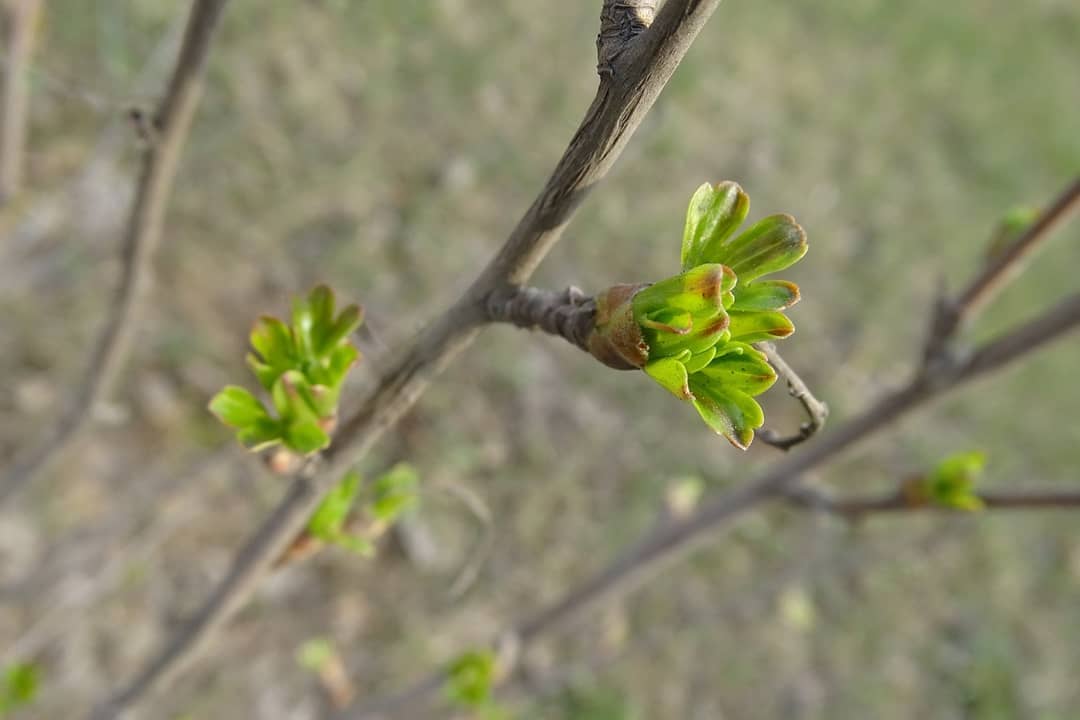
[923,176,1080,365]
[90,1,728,716]
[0,0,230,505]
[0,0,41,204]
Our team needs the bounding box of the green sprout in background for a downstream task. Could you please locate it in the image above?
[209,285,363,454]
[921,451,986,511]
[304,464,420,558]
[445,649,498,710]
[0,663,39,717]
[588,182,808,449]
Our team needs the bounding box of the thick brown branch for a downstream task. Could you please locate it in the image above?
[0,0,230,505]
[91,1,728,715]
[0,0,41,204]
[923,177,1080,365]
[755,342,829,450]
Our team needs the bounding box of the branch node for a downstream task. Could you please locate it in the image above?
[597,1,658,75]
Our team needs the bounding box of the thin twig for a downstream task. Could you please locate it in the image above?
[923,176,1080,365]
[784,481,1080,519]
[754,342,829,450]
[346,189,1080,719]
[0,0,40,205]
[0,0,230,505]
[90,1,729,716]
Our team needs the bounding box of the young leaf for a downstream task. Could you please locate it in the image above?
[727,310,795,343]
[697,344,777,396]
[720,214,808,283]
[688,379,765,450]
[0,662,39,714]
[319,303,364,356]
[371,463,419,522]
[308,471,363,539]
[681,181,750,270]
[926,451,986,511]
[445,650,497,709]
[296,638,336,672]
[644,357,692,400]
[730,280,800,312]
[208,386,270,429]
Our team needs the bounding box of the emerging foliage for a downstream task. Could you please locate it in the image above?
[303,464,420,559]
[588,182,808,448]
[0,663,39,716]
[445,650,497,709]
[209,285,363,454]
[922,451,986,511]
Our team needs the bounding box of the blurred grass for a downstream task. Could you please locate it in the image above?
[1,0,1079,718]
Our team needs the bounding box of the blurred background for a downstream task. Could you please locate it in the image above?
[1,0,1079,717]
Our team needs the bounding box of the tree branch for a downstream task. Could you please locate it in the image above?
[0,0,230,505]
[90,1,729,716]
[754,342,829,450]
[785,481,1080,519]
[923,176,1080,365]
[485,285,597,355]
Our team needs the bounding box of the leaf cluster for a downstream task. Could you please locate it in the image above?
[590,182,807,448]
[304,464,420,557]
[209,285,363,454]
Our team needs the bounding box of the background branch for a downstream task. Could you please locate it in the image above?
[785,481,1080,519]
[91,1,729,715]
[1,0,230,505]
[923,176,1080,365]
[0,0,41,205]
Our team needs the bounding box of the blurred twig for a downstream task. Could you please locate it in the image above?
[0,0,230,505]
[344,179,1080,719]
[90,1,730,716]
[755,342,829,451]
[922,177,1080,367]
[0,0,41,205]
[784,481,1080,519]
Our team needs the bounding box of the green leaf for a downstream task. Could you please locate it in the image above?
[727,310,795,343]
[445,650,497,709]
[0,662,39,714]
[236,417,283,451]
[682,346,717,374]
[296,637,335,672]
[208,386,270,429]
[688,378,765,450]
[250,316,295,370]
[640,308,692,335]
[681,181,750,270]
[644,357,692,399]
[371,463,419,522]
[308,471,363,539]
[320,303,364,356]
[307,285,336,350]
[284,419,330,454]
[926,451,986,511]
[730,280,800,312]
[721,214,808,283]
[696,344,777,397]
